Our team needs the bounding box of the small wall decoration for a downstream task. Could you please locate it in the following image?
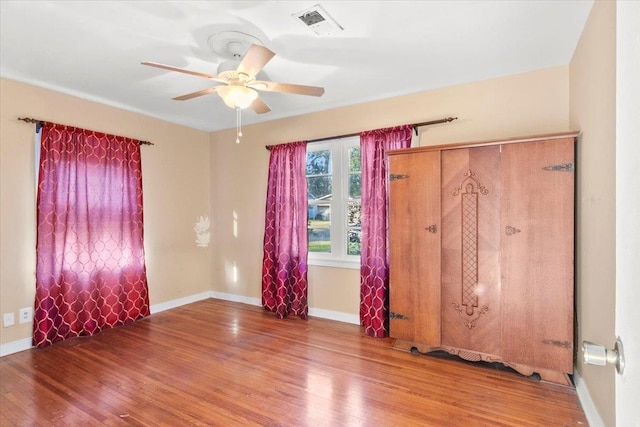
[194,216,210,247]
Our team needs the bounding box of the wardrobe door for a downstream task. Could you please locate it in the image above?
[500,138,575,372]
[441,146,502,357]
[388,150,441,346]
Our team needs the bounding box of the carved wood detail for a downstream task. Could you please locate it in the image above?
[451,169,489,196]
[440,347,501,363]
[451,169,489,328]
[401,344,573,386]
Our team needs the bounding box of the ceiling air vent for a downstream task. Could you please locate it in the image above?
[293,4,343,37]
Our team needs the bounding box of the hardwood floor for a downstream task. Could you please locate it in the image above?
[0,299,587,426]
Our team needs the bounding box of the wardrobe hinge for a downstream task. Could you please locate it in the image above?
[542,162,574,172]
[389,174,409,181]
[389,312,410,320]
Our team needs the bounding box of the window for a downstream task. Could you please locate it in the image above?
[306,136,361,268]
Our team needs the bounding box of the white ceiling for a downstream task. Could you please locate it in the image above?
[0,1,593,132]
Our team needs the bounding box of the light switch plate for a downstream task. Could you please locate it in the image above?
[3,313,15,327]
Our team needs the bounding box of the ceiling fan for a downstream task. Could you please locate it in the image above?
[142,44,325,114]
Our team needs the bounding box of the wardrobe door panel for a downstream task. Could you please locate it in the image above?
[388,150,441,346]
[441,146,502,356]
[500,138,575,372]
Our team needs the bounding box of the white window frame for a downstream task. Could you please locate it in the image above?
[307,136,360,269]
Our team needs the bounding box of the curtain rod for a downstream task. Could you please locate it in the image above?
[18,117,154,146]
[265,116,457,150]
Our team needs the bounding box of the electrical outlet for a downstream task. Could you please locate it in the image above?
[19,307,33,324]
[3,313,15,327]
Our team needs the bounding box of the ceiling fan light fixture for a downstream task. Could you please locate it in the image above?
[217,85,258,109]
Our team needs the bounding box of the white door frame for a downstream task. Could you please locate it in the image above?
[615,1,639,425]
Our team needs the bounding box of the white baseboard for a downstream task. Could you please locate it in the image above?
[150,291,214,314]
[1,290,359,357]
[309,307,360,325]
[574,370,605,427]
[210,291,360,325]
[0,337,33,357]
[210,291,261,307]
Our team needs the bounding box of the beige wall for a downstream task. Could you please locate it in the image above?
[570,1,617,425]
[209,66,571,317]
[0,78,211,345]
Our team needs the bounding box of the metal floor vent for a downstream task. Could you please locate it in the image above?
[293,4,343,37]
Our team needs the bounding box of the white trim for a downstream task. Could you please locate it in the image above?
[616,2,640,425]
[308,258,360,270]
[209,291,261,307]
[308,307,360,325]
[211,291,360,325]
[149,291,214,314]
[574,370,605,427]
[0,337,33,357]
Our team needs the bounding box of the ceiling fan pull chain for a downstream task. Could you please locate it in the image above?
[236,107,241,144]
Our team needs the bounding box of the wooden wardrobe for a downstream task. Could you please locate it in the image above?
[387,132,577,385]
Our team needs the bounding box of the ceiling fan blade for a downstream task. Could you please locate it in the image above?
[142,61,228,83]
[250,96,271,114]
[173,87,219,101]
[236,45,275,78]
[142,61,215,79]
[251,80,325,97]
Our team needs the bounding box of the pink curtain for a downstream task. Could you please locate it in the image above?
[261,141,309,319]
[33,122,150,348]
[360,125,412,337]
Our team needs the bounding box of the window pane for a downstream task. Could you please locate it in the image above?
[349,173,361,199]
[349,147,361,172]
[308,226,331,253]
[309,204,331,221]
[307,176,332,199]
[347,229,361,255]
[307,147,332,254]
[306,150,331,175]
[347,198,361,255]
[347,201,360,227]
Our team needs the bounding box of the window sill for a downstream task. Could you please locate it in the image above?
[307,258,360,270]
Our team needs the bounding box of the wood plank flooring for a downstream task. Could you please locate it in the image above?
[0,299,588,426]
